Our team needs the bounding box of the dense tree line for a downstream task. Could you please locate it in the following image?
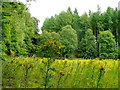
[41,6,119,59]
[2,2,119,59]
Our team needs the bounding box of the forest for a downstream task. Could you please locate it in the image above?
[1,1,120,88]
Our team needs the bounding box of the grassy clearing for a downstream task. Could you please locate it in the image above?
[2,57,118,88]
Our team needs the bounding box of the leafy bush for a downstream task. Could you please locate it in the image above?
[37,31,63,58]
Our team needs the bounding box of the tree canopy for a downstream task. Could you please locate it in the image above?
[2,2,119,59]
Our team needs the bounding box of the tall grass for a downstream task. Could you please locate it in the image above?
[2,57,118,88]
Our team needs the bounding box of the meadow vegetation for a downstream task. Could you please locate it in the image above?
[1,1,120,88]
[2,57,118,88]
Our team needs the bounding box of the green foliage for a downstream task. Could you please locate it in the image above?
[72,9,89,43]
[41,17,58,32]
[39,39,63,58]
[98,31,118,59]
[56,11,73,30]
[102,7,114,30]
[118,10,120,59]
[76,13,91,43]
[37,31,63,58]
[42,7,73,32]
[41,6,119,59]
[2,2,119,59]
[2,2,38,56]
[78,29,97,58]
[90,12,104,36]
[60,25,78,58]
